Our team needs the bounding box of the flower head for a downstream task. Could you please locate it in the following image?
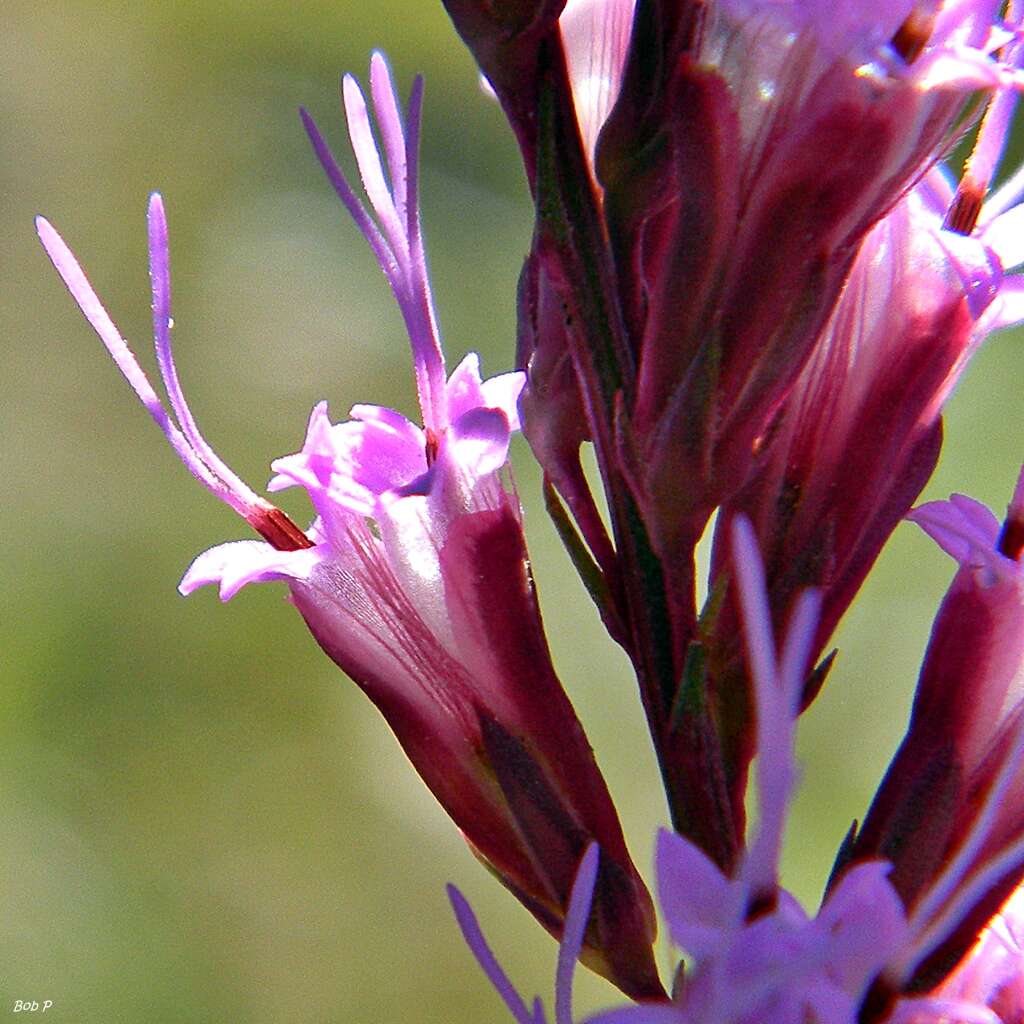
[602,0,1024,537]
[37,53,662,1001]
[852,464,1024,991]
[456,517,1024,1023]
[705,130,1024,811]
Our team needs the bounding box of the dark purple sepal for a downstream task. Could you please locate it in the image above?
[854,574,1024,994]
[440,500,664,1000]
[531,43,635,443]
[440,0,567,189]
[479,714,665,1000]
[596,0,711,349]
[517,248,619,588]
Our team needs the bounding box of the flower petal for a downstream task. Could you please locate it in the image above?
[655,829,742,959]
[178,540,324,601]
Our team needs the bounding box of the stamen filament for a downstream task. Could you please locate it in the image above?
[36,214,234,505]
[555,844,598,1024]
[146,193,265,509]
[447,886,537,1024]
[369,50,409,224]
[303,62,448,435]
[36,207,312,553]
[342,73,410,263]
[732,516,822,902]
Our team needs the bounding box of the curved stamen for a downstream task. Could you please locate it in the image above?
[300,107,398,278]
[36,205,311,553]
[302,57,448,435]
[343,71,409,262]
[402,73,448,434]
[146,194,266,510]
[37,213,231,501]
[369,50,409,224]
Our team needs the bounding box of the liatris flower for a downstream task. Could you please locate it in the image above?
[36,55,662,1001]
[34,1,1024,1018]
[851,464,1024,994]
[525,0,1024,547]
[713,165,1024,653]
[447,0,1024,870]
[705,140,1024,824]
[454,519,1024,1024]
[711,1,1024,659]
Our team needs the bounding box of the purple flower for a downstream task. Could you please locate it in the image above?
[454,517,1024,1023]
[851,464,1024,991]
[36,3,1024,1018]
[602,0,1024,541]
[705,124,1024,821]
[37,54,662,1001]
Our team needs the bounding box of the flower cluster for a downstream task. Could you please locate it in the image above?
[456,515,1024,1024]
[36,0,1024,1020]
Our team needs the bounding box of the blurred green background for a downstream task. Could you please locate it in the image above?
[4,2,1024,1020]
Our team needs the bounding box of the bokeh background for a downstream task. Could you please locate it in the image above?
[4,2,1024,1020]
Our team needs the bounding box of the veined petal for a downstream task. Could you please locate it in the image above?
[179,540,324,601]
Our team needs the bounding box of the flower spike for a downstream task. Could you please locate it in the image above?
[40,56,662,1002]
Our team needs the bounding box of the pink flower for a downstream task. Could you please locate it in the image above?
[604,0,1024,541]
[705,147,1024,815]
[852,463,1024,995]
[37,54,661,1001]
[454,517,1024,1023]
